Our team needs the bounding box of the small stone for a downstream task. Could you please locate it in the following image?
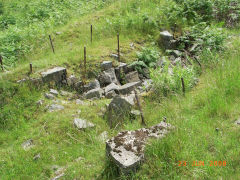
[76,99,85,105]
[110,54,119,60]
[75,157,84,162]
[45,93,55,100]
[36,100,44,106]
[56,32,62,35]
[22,139,34,150]
[235,119,240,125]
[101,61,113,71]
[131,110,141,116]
[171,50,182,58]
[33,153,41,161]
[47,104,64,112]
[50,89,59,96]
[60,90,73,97]
[73,118,95,129]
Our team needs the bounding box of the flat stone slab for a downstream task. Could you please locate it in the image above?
[74,118,95,129]
[125,71,140,83]
[101,61,113,71]
[22,139,34,150]
[41,67,67,84]
[47,104,64,112]
[106,121,174,174]
[117,81,141,95]
[50,89,59,96]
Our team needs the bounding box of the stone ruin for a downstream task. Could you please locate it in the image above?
[106,121,174,174]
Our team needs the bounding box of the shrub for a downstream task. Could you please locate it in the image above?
[150,60,197,96]
[213,0,240,27]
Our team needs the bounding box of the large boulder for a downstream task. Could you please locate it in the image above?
[125,71,140,83]
[117,81,141,95]
[105,96,133,128]
[98,68,119,87]
[84,79,100,92]
[106,122,174,174]
[41,67,67,84]
[85,88,104,99]
[158,31,175,49]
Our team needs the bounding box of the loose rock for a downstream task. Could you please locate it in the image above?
[74,118,95,129]
[85,88,104,99]
[105,95,132,128]
[98,68,119,87]
[101,61,113,71]
[159,31,175,49]
[50,89,59,96]
[22,139,34,150]
[106,122,174,174]
[41,67,67,84]
[47,104,64,112]
[45,93,55,100]
[117,81,141,95]
[84,79,100,92]
[125,71,140,83]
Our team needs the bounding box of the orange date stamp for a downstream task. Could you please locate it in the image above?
[178,161,227,167]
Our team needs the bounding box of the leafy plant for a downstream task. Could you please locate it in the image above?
[150,60,197,96]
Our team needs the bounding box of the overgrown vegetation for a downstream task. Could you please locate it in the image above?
[0,0,240,179]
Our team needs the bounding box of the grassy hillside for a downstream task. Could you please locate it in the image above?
[0,0,240,179]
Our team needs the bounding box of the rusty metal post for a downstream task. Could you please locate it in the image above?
[91,24,93,43]
[84,46,87,79]
[134,90,146,126]
[0,55,3,71]
[117,33,120,62]
[30,63,33,74]
[181,77,185,96]
[49,35,55,54]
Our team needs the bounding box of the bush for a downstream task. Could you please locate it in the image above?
[150,60,197,96]
[213,0,240,27]
[178,23,226,54]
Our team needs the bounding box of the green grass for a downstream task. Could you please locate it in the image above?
[0,0,240,179]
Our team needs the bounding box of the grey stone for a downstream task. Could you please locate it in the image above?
[73,118,95,129]
[67,75,79,87]
[60,90,73,97]
[110,54,119,60]
[171,50,182,58]
[125,71,140,83]
[22,139,34,150]
[115,63,127,82]
[123,94,135,106]
[235,119,240,125]
[98,68,119,87]
[84,79,100,92]
[33,153,41,161]
[76,99,85,105]
[106,122,174,174]
[106,90,117,99]
[45,93,55,100]
[48,104,64,112]
[131,110,141,116]
[41,67,67,84]
[117,82,141,95]
[56,32,62,35]
[85,88,104,99]
[105,83,120,94]
[36,100,44,106]
[105,96,132,128]
[101,61,113,71]
[50,89,59,96]
[159,31,175,49]
[17,78,28,83]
